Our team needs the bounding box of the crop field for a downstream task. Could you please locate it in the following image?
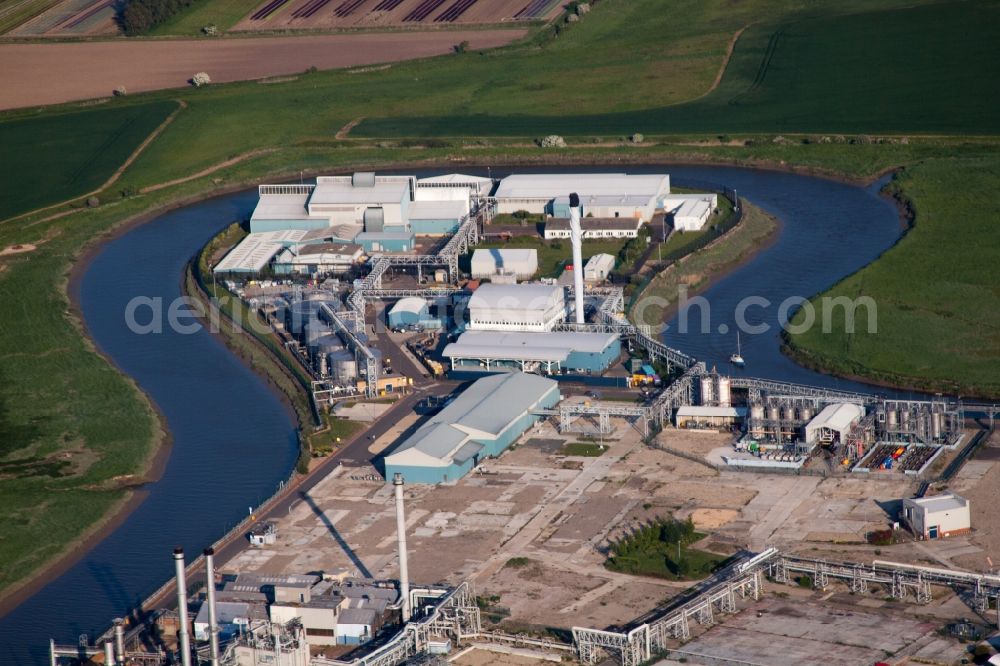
[230,0,557,32]
[0,101,176,221]
[8,0,118,36]
[0,0,61,33]
[356,0,1000,137]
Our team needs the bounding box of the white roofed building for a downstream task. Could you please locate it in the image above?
[902,493,971,539]
[662,193,717,232]
[676,406,747,428]
[444,330,621,374]
[470,248,538,280]
[494,173,669,221]
[583,253,615,283]
[467,283,565,332]
[805,403,865,446]
[383,372,559,483]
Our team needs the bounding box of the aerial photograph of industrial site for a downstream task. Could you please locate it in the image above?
[1,1,998,666]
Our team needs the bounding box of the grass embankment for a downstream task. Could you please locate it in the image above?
[0,101,177,221]
[606,517,724,580]
[190,223,366,470]
[787,158,1000,397]
[632,202,778,328]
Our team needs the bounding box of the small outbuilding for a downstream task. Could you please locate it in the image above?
[675,405,747,428]
[902,493,971,539]
[583,253,615,283]
[805,403,865,446]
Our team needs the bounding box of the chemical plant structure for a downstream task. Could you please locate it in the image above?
[51,171,1000,666]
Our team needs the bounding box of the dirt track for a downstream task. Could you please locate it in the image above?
[0,29,525,110]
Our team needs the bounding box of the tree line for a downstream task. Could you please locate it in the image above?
[118,0,197,35]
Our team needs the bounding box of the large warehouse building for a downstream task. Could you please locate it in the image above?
[444,330,621,374]
[382,372,559,483]
[493,173,670,222]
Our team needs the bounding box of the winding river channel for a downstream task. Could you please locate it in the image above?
[0,165,919,664]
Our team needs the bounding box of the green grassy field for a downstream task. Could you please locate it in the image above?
[148,0,260,35]
[0,101,177,220]
[357,1,1000,137]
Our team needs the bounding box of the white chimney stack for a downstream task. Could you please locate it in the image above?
[569,192,585,324]
[393,473,411,621]
[173,547,192,666]
[204,548,220,666]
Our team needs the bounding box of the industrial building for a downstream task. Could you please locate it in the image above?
[469,248,538,281]
[662,193,718,232]
[272,242,363,275]
[902,493,971,539]
[675,405,747,428]
[804,403,866,446]
[387,297,444,330]
[544,216,643,240]
[583,253,615,283]
[493,173,670,222]
[443,330,621,374]
[467,283,566,332]
[382,372,559,483]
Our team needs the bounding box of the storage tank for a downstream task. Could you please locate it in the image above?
[799,406,812,422]
[886,408,898,429]
[749,404,765,438]
[287,300,321,336]
[932,411,944,439]
[310,333,343,358]
[700,376,715,406]
[315,353,328,377]
[900,409,910,431]
[783,406,797,421]
[328,350,357,383]
[717,377,732,407]
[303,320,329,346]
[768,405,780,422]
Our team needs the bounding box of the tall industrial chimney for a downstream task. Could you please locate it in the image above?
[568,192,585,324]
[173,547,192,666]
[204,548,220,666]
[392,473,411,621]
[113,619,125,664]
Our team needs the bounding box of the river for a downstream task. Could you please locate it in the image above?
[0,165,909,664]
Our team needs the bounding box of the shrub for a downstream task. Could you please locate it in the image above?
[86,196,100,208]
[453,40,470,54]
[113,85,127,96]
[629,132,644,144]
[191,72,211,87]
[202,23,217,35]
[538,135,566,148]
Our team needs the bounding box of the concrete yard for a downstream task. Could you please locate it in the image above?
[218,412,982,636]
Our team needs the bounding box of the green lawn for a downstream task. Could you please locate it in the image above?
[0,101,176,220]
[357,0,1000,137]
[462,236,627,279]
[148,0,261,35]
[560,442,607,457]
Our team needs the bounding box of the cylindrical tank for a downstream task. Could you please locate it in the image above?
[783,406,797,421]
[717,377,732,407]
[311,333,343,356]
[287,300,321,336]
[328,350,357,383]
[886,409,898,429]
[768,405,780,422]
[799,406,812,422]
[316,353,328,377]
[303,320,329,346]
[900,409,910,430]
[750,404,765,438]
[700,377,715,405]
[932,412,943,439]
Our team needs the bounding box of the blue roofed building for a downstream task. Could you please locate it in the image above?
[382,372,559,484]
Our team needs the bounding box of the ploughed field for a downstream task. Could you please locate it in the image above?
[234,0,559,31]
[0,29,526,111]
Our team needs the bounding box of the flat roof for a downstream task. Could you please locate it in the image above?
[310,176,410,205]
[495,173,669,200]
[468,283,562,310]
[407,200,467,219]
[355,231,415,241]
[676,198,711,218]
[677,406,748,418]
[447,330,618,355]
[585,253,616,270]
[298,242,362,256]
[910,493,968,513]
